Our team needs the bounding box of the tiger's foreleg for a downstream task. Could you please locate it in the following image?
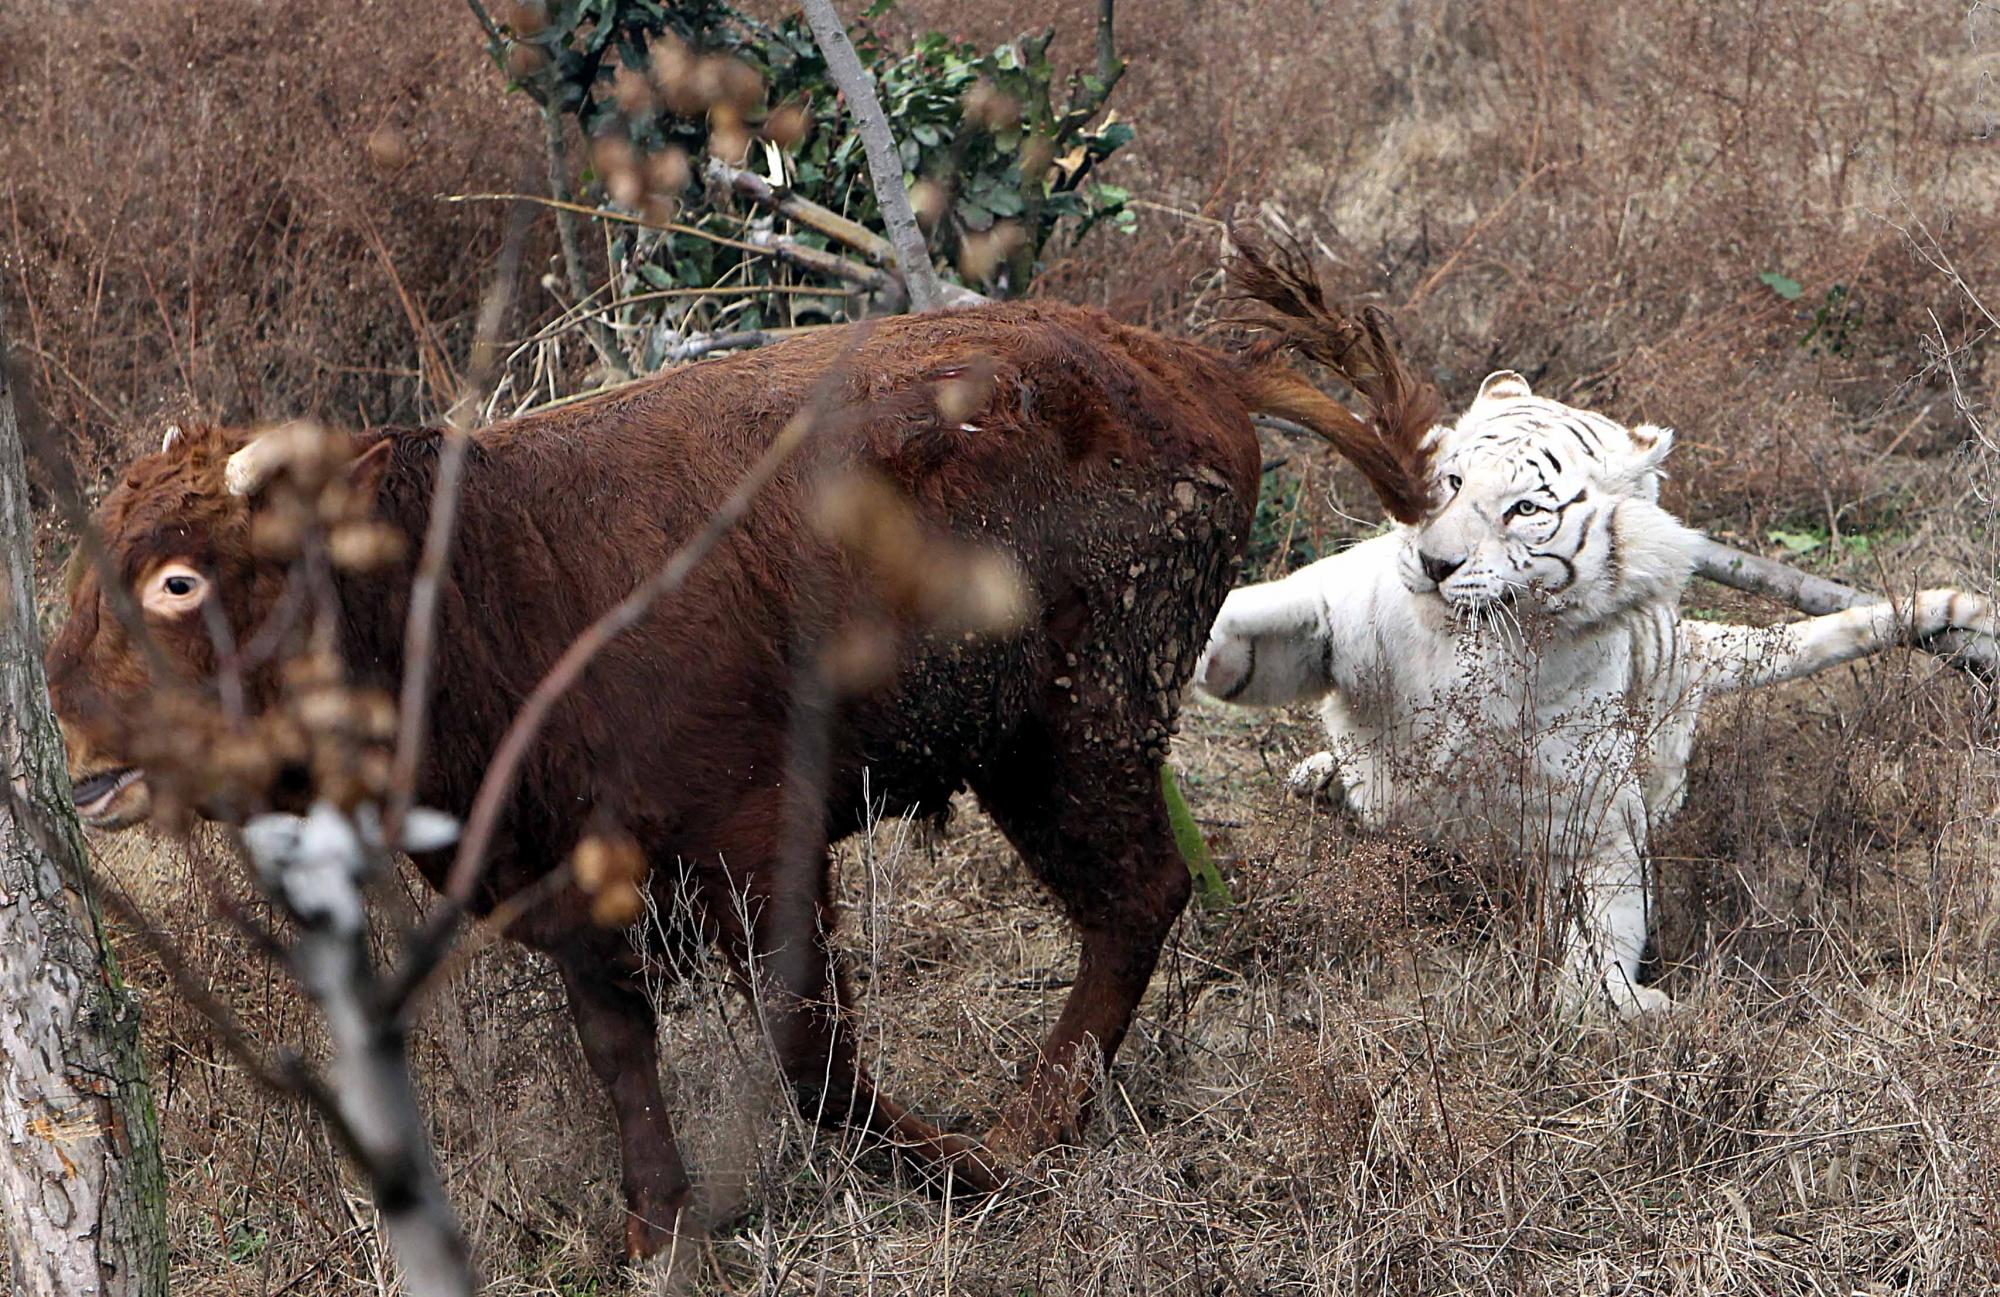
[1551,800,1670,1020]
[1194,574,1336,707]
[1685,588,1995,695]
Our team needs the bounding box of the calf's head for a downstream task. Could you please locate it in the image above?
[46,421,389,829]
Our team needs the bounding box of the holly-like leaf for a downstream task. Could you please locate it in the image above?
[1760,272,1804,300]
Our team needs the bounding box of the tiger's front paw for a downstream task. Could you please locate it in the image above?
[1287,751,1338,798]
[1194,633,1253,701]
[1556,969,1675,1022]
[1611,982,1675,1020]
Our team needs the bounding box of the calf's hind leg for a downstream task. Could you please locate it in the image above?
[971,725,1193,1158]
[709,855,1005,1192]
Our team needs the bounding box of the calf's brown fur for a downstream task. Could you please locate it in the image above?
[47,281,1422,1253]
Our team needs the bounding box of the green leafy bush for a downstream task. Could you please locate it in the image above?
[485,1,1134,350]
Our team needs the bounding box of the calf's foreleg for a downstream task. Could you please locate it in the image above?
[551,948,693,1258]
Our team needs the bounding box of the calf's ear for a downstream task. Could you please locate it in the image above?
[348,438,393,500]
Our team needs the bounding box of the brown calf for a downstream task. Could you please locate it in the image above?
[46,281,1424,1253]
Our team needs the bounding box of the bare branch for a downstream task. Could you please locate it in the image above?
[241,807,475,1295]
[540,102,633,381]
[1095,0,1121,89]
[751,231,895,294]
[798,0,946,312]
[386,207,529,844]
[1692,537,1996,681]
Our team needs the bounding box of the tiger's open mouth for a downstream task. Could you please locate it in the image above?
[72,767,145,826]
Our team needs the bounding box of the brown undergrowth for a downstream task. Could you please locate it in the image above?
[8,0,2000,1291]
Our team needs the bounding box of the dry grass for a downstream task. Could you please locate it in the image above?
[9,0,2000,1291]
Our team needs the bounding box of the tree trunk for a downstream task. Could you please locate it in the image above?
[0,310,168,1295]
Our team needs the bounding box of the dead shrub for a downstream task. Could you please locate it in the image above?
[0,0,543,490]
[9,0,2000,1291]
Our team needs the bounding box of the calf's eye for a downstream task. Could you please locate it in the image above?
[142,563,207,616]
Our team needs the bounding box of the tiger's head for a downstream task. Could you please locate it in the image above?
[1399,371,1701,625]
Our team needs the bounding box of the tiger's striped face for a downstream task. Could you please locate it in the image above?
[1400,371,1681,624]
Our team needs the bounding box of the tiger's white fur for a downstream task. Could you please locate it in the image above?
[1196,370,1995,1018]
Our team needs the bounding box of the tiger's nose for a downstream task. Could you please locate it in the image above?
[1419,552,1464,584]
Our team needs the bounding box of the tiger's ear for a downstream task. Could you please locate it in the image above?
[1477,370,1532,403]
[1627,422,1674,465]
[1621,423,1675,501]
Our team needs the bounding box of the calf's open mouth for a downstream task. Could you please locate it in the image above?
[72,767,143,819]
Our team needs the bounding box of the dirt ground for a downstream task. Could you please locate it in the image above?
[6,0,1999,1292]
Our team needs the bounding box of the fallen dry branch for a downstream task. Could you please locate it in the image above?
[1692,536,1996,681]
[749,231,893,294]
[703,157,897,266]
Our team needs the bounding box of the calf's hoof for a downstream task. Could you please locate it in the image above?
[622,1187,695,1262]
[923,1128,1010,1198]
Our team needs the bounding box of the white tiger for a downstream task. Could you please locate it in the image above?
[1195,370,1995,1018]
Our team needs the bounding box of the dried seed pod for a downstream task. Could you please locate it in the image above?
[707,106,751,163]
[814,470,928,615]
[353,689,398,741]
[823,620,902,694]
[312,752,370,813]
[365,127,410,171]
[934,366,994,423]
[282,649,345,692]
[504,41,550,80]
[958,223,1026,285]
[572,831,648,928]
[937,549,1032,635]
[499,1,547,34]
[612,64,655,114]
[328,522,409,572]
[962,81,1020,133]
[652,35,701,115]
[646,147,690,197]
[591,136,644,210]
[293,685,359,735]
[355,748,394,800]
[909,178,948,231]
[763,103,809,149]
[250,502,308,560]
[228,420,350,497]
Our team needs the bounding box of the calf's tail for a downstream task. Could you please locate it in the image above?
[1226,238,1440,526]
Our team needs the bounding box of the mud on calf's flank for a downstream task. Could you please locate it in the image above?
[42,251,1424,1256]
